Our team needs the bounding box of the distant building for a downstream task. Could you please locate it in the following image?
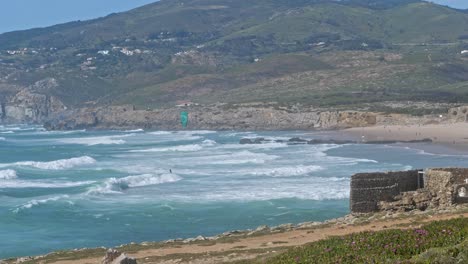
[176,100,195,107]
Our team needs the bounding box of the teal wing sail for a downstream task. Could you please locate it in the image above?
[180,111,189,128]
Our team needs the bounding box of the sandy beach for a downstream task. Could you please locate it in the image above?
[345,122,468,148]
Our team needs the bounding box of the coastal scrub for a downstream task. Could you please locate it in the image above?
[265,218,468,263]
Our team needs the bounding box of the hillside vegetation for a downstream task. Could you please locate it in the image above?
[250,217,468,264]
[0,0,468,109]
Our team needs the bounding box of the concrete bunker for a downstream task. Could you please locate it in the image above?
[350,168,468,213]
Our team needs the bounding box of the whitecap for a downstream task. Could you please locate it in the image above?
[244,165,324,177]
[0,180,95,189]
[58,134,133,145]
[178,130,216,135]
[0,131,13,134]
[124,129,144,133]
[87,173,182,195]
[403,165,413,171]
[179,177,350,202]
[148,131,172,135]
[175,150,278,165]
[131,144,203,153]
[0,137,5,141]
[13,195,70,213]
[4,156,96,170]
[202,139,217,146]
[0,169,17,180]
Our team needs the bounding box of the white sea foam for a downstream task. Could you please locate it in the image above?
[58,134,133,145]
[403,165,413,171]
[9,156,96,170]
[202,139,217,146]
[175,150,279,165]
[175,177,350,202]
[0,169,17,180]
[124,129,144,132]
[244,165,324,177]
[132,144,204,152]
[13,195,70,213]
[148,131,171,135]
[0,131,13,134]
[0,137,5,141]
[178,130,216,135]
[37,129,86,135]
[131,140,216,153]
[0,180,95,189]
[87,173,182,195]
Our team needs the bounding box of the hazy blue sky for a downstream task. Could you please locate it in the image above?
[0,0,467,34]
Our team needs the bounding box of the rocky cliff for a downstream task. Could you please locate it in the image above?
[0,79,66,124]
[43,105,378,131]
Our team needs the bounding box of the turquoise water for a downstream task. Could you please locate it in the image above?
[1,125,468,258]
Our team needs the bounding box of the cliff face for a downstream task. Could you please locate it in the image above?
[0,79,66,124]
[43,105,378,131]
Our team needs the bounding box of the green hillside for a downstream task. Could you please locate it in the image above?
[0,0,467,109]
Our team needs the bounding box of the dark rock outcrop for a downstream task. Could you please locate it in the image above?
[102,249,137,264]
[1,79,66,124]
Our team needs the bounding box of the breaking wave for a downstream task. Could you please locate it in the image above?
[148,131,172,135]
[87,173,182,195]
[0,169,17,180]
[58,134,134,145]
[131,144,203,153]
[131,140,216,153]
[13,195,71,213]
[186,177,350,202]
[244,165,324,177]
[0,180,95,189]
[9,156,96,170]
[124,129,144,133]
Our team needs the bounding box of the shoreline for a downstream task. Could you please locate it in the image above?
[5,206,468,264]
[3,123,468,262]
[344,122,468,155]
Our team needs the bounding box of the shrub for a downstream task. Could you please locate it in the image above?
[265,218,468,264]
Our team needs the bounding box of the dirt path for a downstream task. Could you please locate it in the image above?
[47,212,468,264]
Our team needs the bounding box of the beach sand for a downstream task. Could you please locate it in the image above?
[345,122,468,149]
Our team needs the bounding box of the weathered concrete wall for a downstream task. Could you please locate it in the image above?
[350,170,419,213]
[429,168,468,184]
[425,168,468,207]
[352,168,468,213]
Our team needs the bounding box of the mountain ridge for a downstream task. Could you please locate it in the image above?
[0,0,468,122]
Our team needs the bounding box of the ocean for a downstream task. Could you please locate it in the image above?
[1,124,467,259]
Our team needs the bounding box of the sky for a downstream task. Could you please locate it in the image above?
[0,0,467,34]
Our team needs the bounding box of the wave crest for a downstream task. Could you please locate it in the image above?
[247,165,324,177]
[131,144,203,153]
[13,195,70,213]
[13,156,96,170]
[87,173,182,195]
[0,169,17,180]
[58,134,134,145]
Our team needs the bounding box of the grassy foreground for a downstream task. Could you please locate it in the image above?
[253,217,468,264]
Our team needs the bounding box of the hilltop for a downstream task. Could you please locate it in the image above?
[0,0,468,118]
